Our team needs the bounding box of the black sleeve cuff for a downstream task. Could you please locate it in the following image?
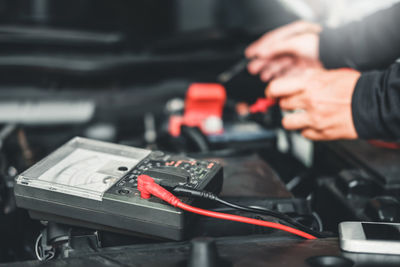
[351,65,400,140]
[351,72,385,139]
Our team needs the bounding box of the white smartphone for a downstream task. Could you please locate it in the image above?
[339,221,400,255]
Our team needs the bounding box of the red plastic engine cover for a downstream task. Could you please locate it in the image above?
[168,83,226,137]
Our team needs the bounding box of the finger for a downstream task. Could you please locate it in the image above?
[276,58,320,77]
[282,112,311,130]
[260,57,294,81]
[282,65,306,76]
[301,128,325,140]
[247,58,269,75]
[248,37,296,59]
[279,95,307,110]
[246,35,269,58]
[301,128,349,141]
[246,32,275,58]
[245,21,321,58]
[260,69,273,82]
[266,75,306,98]
[271,21,322,40]
[256,36,304,59]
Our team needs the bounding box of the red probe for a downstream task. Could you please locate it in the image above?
[249,98,277,114]
[137,175,317,240]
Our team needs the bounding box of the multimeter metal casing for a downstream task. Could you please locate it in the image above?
[14,137,223,240]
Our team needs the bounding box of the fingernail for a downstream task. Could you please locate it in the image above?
[248,64,258,75]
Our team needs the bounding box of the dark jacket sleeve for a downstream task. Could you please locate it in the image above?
[352,62,400,140]
[319,3,400,70]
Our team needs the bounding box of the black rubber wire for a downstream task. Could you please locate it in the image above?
[172,186,333,238]
[213,197,331,238]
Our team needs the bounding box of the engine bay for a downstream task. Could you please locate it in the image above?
[0,1,400,266]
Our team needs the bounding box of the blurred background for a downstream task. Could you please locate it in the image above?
[1,0,400,264]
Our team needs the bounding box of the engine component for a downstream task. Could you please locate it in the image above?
[168,83,226,137]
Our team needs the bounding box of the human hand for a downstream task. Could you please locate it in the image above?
[266,68,361,140]
[245,21,323,81]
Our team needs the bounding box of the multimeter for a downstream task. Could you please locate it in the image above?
[14,137,223,240]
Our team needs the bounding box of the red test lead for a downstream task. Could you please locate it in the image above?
[137,175,317,240]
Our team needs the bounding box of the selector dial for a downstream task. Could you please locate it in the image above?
[143,167,191,188]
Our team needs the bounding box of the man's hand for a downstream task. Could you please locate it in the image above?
[266,68,361,140]
[245,21,323,81]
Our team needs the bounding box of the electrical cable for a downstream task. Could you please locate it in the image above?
[217,58,249,84]
[137,174,317,240]
[177,202,317,239]
[181,126,210,152]
[172,186,330,238]
[312,212,324,232]
[35,233,55,261]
